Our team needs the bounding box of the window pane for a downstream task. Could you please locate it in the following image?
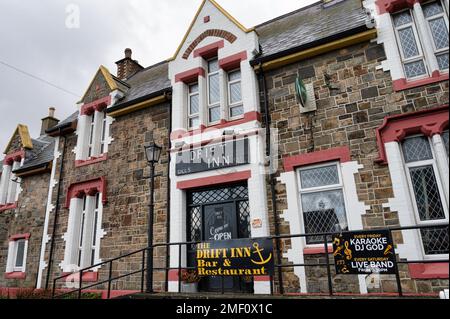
[409,165,446,221]
[229,82,242,104]
[422,1,443,18]
[230,105,244,117]
[442,131,449,156]
[398,27,420,58]
[15,240,25,268]
[420,226,449,255]
[394,11,412,27]
[209,106,220,122]
[189,83,198,93]
[228,70,241,81]
[404,60,427,78]
[429,17,449,50]
[402,136,433,163]
[208,59,219,73]
[437,53,449,70]
[189,116,199,128]
[300,165,339,189]
[301,190,348,244]
[208,73,220,105]
[189,94,199,115]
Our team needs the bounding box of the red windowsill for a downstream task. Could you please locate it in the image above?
[61,271,99,282]
[75,154,108,167]
[5,272,26,279]
[393,72,449,91]
[303,245,333,255]
[408,262,449,279]
[0,202,18,212]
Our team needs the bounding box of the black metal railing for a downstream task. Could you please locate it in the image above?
[52,223,449,299]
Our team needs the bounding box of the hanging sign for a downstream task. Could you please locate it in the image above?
[332,230,397,275]
[195,238,274,277]
[175,138,249,176]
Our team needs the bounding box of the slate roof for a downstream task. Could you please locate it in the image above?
[115,61,171,106]
[254,0,370,61]
[46,111,78,133]
[14,136,55,173]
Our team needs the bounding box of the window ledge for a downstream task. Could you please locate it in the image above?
[0,202,18,212]
[5,272,26,279]
[61,271,99,282]
[408,262,449,279]
[303,245,333,255]
[393,72,449,91]
[75,154,108,167]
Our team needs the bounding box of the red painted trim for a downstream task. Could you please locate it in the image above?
[375,105,449,164]
[284,292,439,297]
[303,245,333,255]
[253,276,271,282]
[203,15,210,23]
[3,150,25,165]
[0,287,138,299]
[375,0,424,14]
[393,72,449,91]
[193,40,224,59]
[170,131,259,154]
[0,202,18,212]
[283,146,351,172]
[175,67,206,83]
[4,272,26,280]
[65,177,107,208]
[408,263,449,279]
[177,170,251,190]
[75,153,108,167]
[9,233,31,241]
[61,271,99,282]
[80,96,111,116]
[171,111,261,140]
[219,51,248,71]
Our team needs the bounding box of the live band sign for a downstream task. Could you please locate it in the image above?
[332,230,398,275]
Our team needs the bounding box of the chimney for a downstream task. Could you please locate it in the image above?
[115,48,144,80]
[41,107,59,136]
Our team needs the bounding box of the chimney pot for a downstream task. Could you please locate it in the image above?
[49,107,55,118]
[41,107,59,135]
[125,48,132,59]
[116,48,143,80]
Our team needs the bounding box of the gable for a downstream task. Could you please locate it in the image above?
[79,66,119,104]
[169,0,254,62]
[4,124,33,154]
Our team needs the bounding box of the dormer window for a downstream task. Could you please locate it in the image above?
[227,69,243,118]
[207,58,221,124]
[0,154,23,207]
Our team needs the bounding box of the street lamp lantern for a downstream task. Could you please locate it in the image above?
[144,142,162,164]
[144,142,162,294]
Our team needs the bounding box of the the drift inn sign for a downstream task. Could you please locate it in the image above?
[175,138,249,176]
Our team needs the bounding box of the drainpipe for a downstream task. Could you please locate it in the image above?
[164,92,172,292]
[259,64,284,294]
[45,130,67,289]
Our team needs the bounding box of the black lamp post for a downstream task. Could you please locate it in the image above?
[144,142,162,293]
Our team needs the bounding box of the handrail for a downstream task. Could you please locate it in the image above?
[52,222,449,299]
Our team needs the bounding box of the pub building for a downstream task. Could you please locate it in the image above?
[0,0,449,298]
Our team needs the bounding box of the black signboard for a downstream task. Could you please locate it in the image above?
[332,230,397,275]
[175,138,249,176]
[195,238,274,277]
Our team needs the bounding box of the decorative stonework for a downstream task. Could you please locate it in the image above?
[182,29,237,59]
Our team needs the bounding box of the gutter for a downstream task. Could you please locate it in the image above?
[14,163,51,177]
[251,25,374,70]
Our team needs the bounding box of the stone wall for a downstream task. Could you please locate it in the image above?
[262,40,449,294]
[41,102,170,293]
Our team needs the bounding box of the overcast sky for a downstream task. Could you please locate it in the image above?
[0,0,317,151]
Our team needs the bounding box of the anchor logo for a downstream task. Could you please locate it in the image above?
[250,242,272,265]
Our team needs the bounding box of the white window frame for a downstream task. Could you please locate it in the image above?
[91,193,100,266]
[207,57,221,125]
[77,196,88,267]
[423,0,450,72]
[296,161,350,248]
[187,82,200,129]
[87,113,95,158]
[100,110,108,155]
[227,68,244,120]
[401,134,449,260]
[13,239,27,272]
[392,9,429,80]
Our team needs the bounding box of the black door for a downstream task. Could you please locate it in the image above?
[187,184,253,293]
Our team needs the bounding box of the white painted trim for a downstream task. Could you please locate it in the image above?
[36,136,60,288]
[0,164,12,205]
[5,241,15,273]
[433,134,449,206]
[6,239,28,273]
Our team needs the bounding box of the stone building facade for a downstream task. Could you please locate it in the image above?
[0,0,448,298]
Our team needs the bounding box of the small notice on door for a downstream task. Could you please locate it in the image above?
[332,230,397,275]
